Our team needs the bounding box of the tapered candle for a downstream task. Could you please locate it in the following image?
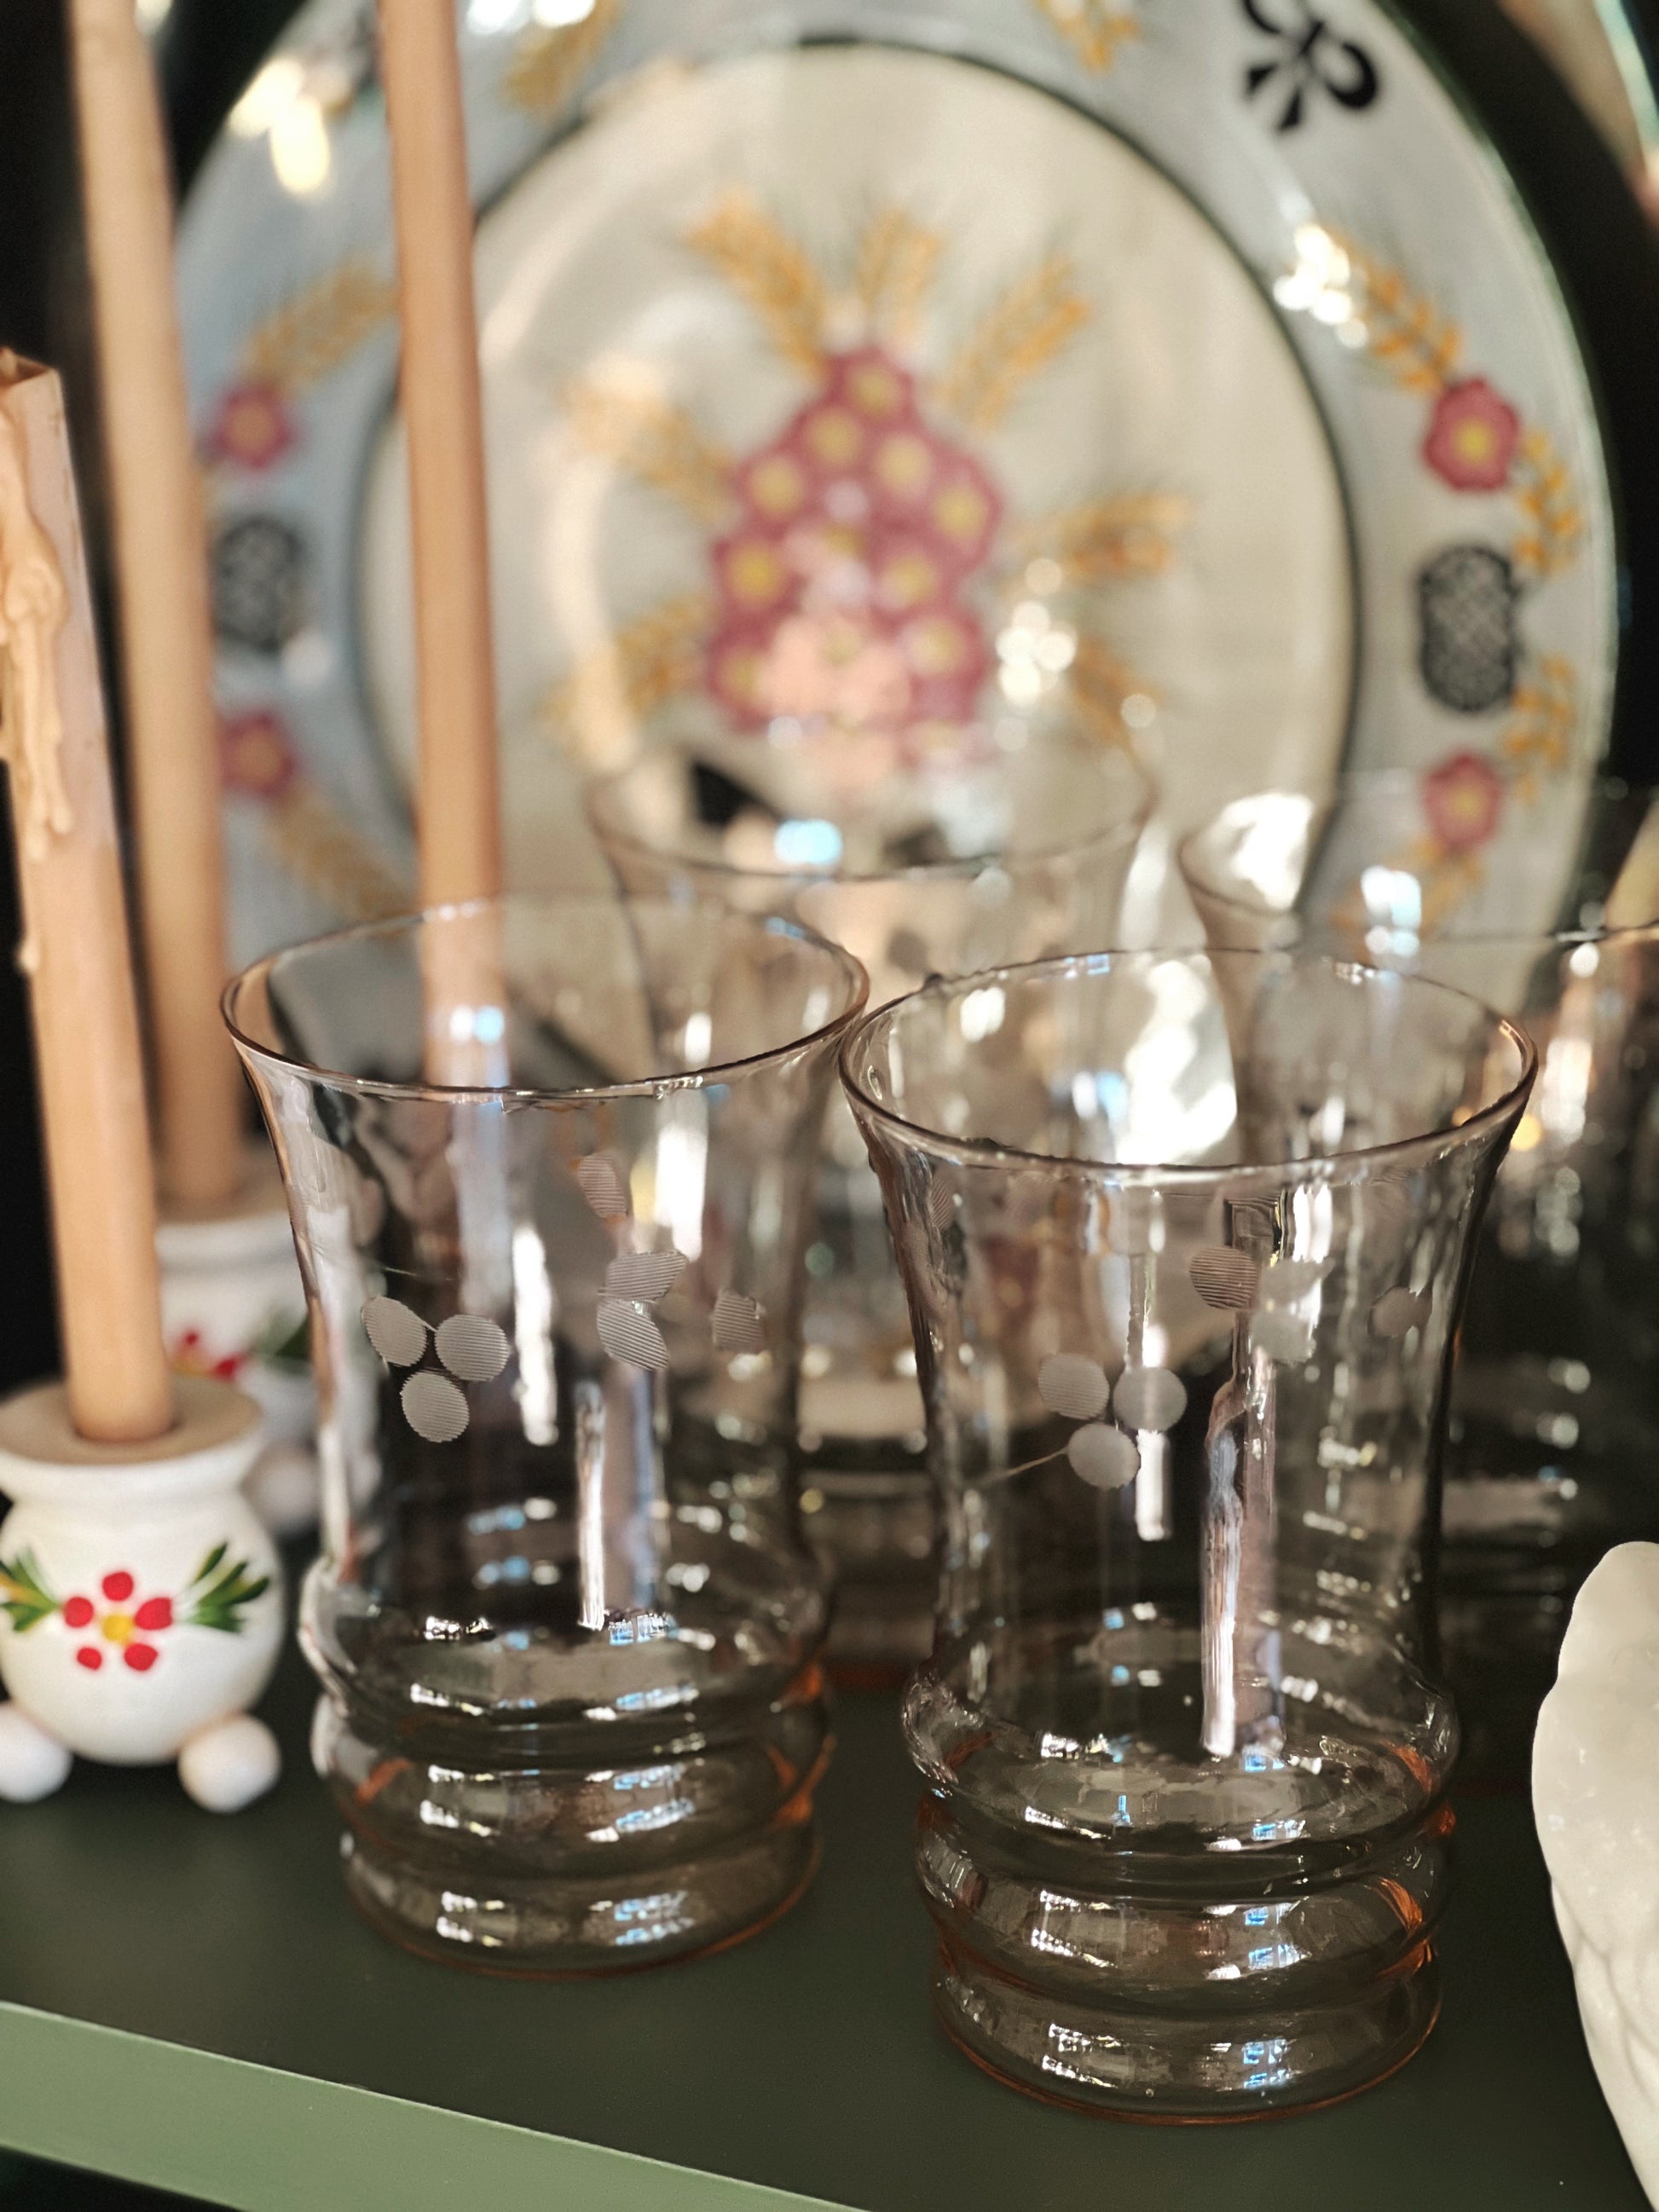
[0,359,173,1445]
[378,0,502,912]
[66,0,244,1212]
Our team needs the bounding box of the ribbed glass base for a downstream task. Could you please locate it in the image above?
[918,1798,1450,2118]
[343,1820,819,1976]
[312,1665,830,1975]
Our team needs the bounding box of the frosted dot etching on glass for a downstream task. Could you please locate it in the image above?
[361,1297,514,1441]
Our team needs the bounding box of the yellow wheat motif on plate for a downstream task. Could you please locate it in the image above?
[263,785,411,925]
[684,191,830,379]
[853,209,942,349]
[1013,494,1191,582]
[562,377,736,528]
[932,254,1090,435]
[545,594,716,771]
[1031,0,1142,72]
[501,0,619,118]
[240,260,397,395]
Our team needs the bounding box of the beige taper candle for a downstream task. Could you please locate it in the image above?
[0,359,173,1445]
[378,0,503,912]
[66,0,243,1212]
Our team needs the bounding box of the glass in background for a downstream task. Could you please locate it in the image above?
[1181,777,1659,1776]
[588,735,1149,1677]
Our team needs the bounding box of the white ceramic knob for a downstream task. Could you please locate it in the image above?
[0,1703,71,1802]
[178,1712,281,1814]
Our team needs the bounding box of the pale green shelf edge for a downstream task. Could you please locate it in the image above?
[0,2003,843,2212]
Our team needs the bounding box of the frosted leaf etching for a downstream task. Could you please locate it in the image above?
[1188,1247,1260,1312]
[597,1298,671,1370]
[575,1152,629,1219]
[433,1314,511,1382]
[926,1173,957,1230]
[605,1250,687,1303]
[363,1295,427,1367]
[1113,1364,1188,1433]
[713,1290,767,1355]
[402,1372,470,1444]
[1038,1354,1110,1423]
[1068,1424,1140,1490]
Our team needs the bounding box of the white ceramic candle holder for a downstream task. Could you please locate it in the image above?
[0,1375,284,1812]
[158,1182,316,1537]
[1535,1542,1659,2208]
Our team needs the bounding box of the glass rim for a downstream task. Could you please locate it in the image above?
[837,946,1538,1188]
[223,892,870,1105]
[1176,773,1659,952]
[584,736,1154,889]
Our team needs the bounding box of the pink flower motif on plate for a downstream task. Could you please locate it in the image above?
[203,380,298,473]
[1422,749,1504,852]
[705,344,1000,740]
[1422,378,1521,493]
[220,709,301,802]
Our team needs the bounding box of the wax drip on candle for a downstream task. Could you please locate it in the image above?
[0,373,72,973]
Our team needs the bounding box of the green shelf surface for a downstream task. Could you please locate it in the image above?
[0,1637,1640,2212]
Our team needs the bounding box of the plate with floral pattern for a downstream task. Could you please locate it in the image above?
[177,0,1619,962]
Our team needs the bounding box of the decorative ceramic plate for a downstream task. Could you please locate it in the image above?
[177,0,1619,962]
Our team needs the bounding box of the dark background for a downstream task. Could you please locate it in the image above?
[0,0,1656,1378]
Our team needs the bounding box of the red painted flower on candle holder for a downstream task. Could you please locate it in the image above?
[0,1543,271,1675]
[203,381,298,473]
[1422,748,1505,852]
[220,708,301,801]
[169,1327,245,1384]
[1422,378,1521,494]
[704,344,999,747]
[61,1572,172,1673]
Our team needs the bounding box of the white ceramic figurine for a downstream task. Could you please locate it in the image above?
[0,1375,284,1812]
[1534,1542,1659,2208]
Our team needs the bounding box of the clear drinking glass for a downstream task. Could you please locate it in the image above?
[225,895,865,1972]
[587,736,1149,1676]
[841,949,1534,2116]
[1180,779,1659,1775]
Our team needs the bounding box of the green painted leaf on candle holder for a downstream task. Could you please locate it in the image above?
[182,1549,270,1637]
[0,1551,59,1633]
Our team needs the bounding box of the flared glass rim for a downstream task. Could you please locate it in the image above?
[1176,772,1659,952]
[223,892,870,1104]
[584,736,1154,889]
[837,947,1538,1187]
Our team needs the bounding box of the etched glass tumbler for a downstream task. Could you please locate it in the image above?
[1181,780,1659,1773]
[841,950,1533,2117]
[588,737,1148,1674]
[226,896,865,1972]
